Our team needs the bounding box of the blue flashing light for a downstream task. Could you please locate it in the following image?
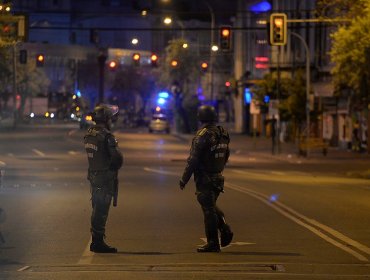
[244,88,252,104]
[250,1,272,13]
[269,194,279,202]
[158,91,169,99]
[76,90,82,98]
[157,97,166,105]
[264,95,270,103]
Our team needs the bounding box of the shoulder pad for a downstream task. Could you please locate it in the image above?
[196,128,207,136]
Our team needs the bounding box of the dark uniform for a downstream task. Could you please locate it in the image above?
[84,104,123,253]
[180,105,233,253]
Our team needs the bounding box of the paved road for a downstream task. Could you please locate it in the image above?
[0,124,369,279]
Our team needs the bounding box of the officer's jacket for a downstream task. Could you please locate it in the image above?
[84,125,123,172]
[181,123,230,185]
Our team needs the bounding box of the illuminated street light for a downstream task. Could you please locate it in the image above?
[141,10,147,16]
[182,43,188,49]
[163,17,172,25]
[131,38,139,45]
[211,45,219,52]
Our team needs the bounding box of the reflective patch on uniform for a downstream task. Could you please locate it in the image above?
[197,128,207,136]
[85,143,98,151]
[215,153,225,158]
[210,143,228,151]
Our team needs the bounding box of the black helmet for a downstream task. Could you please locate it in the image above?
[197,105,217,123]
[92,104,118,124]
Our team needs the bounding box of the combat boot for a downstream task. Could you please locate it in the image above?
[220,224,233,247]
[197,240,220,253]
[90,235,117,253]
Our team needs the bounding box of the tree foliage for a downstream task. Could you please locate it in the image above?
[317,0,370,105]
[156,38,201,94]
[252,70,308,125]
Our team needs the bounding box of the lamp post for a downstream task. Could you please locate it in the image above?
[203,1,216,101]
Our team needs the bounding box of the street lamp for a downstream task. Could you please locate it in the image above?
[163,16,185,38]
[131,38,139,45]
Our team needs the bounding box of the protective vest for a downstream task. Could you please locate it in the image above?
[200,125,230,173]
[84,126,112,171]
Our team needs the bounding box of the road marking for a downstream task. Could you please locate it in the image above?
[144,167,370,262]
[68,151,78,155]
[0,161,6,167]
[226,182,369,262]
[78,237,94,265]
[32,149,46,157]
[17,266,30,272]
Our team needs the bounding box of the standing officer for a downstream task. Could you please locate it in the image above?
[179,105,233,252]
[84,104,123,253]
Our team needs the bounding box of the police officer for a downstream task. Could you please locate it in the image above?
[84,104,123,253]
[179,105,233,252]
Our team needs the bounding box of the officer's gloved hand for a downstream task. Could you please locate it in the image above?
[179,180,186,190]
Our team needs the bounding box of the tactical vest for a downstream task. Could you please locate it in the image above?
[84,126,112,171]
[200,126,230,173]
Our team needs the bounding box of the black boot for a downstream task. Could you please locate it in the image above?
[197,240,220,253]
[90,235,117,253]
[220,224,233,247]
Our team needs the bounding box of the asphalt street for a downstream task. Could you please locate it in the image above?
[0,122,369,279]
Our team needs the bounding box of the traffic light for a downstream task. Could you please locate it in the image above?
[19,49,27,64]
[200,62,208,72]
[36,54,44,67]
[170,59,178,67]
[0,21,18,40]
[132,53,140,66]
[150,54,158,67]
[219,26,232,51]
[269,13,287,46]
[108,60,117,70]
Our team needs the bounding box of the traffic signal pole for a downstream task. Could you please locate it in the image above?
[291,31,311,158]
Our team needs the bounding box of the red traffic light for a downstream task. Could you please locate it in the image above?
[108,60,117,69]
[225,81,231,87]
[36,54,44,67]
[151,54,158,67]
[269,13,287,46]
[151,54,158,62]
[219,26,232,51]
[132,53,140,61]
[171,60,178,67]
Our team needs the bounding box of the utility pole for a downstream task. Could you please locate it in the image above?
[233,0,246,133]
[97,48,107,104]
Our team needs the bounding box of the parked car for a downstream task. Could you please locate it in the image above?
[148,114,170,134]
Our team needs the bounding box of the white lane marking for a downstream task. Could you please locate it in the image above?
[17,266,30,272]
[226,182,369,262]
[78,237,94,265]
[32,149,46,157]
[0,161,6,167]
[68,151,78,155]
[145,167,370,262]
[143,167,178,176]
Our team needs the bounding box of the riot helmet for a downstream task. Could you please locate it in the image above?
[92,104,119,125]
[197,105,217,123]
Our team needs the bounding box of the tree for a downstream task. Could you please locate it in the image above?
[17,58,51,118]
[156,38,202,133]
[318,0,370,152]
[252,70,309,138]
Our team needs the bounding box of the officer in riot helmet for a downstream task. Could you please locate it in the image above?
[179,105,233,252]
[84,104,123,253]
